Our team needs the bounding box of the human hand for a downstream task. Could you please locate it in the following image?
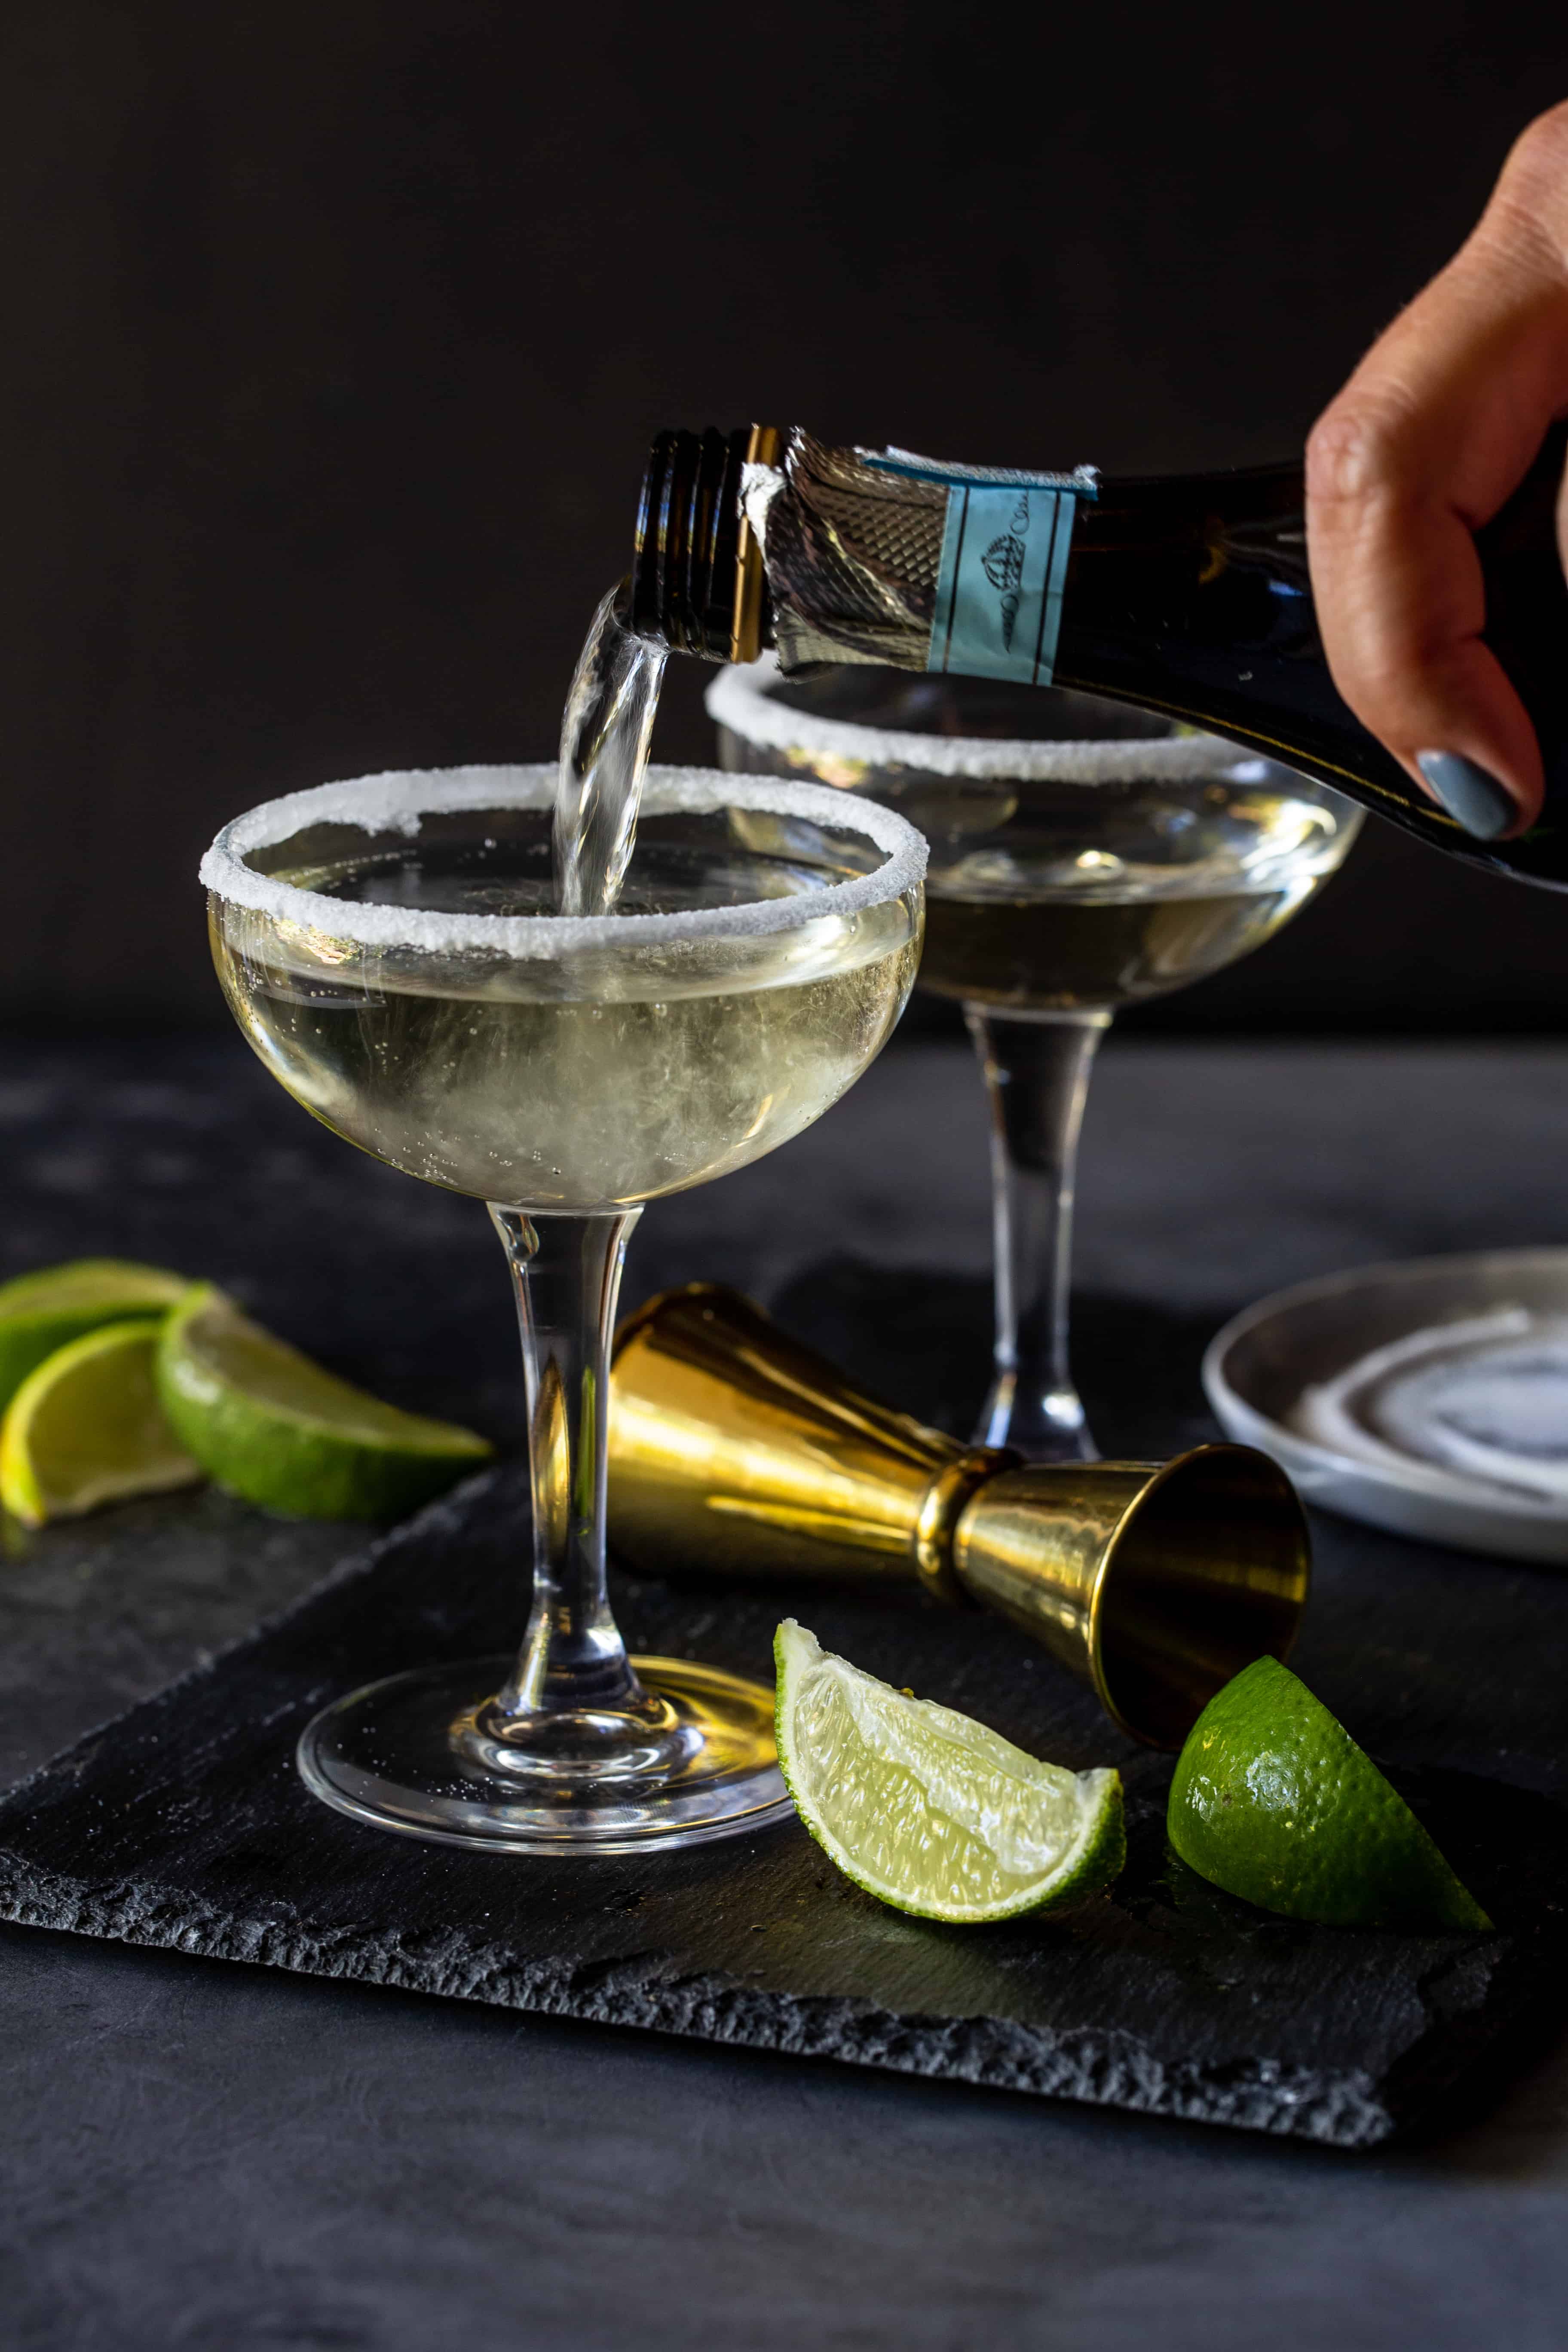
[1306,102,1568,839]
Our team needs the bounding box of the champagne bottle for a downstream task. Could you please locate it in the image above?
[629,422,1568,888]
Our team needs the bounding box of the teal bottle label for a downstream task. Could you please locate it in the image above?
[861,451,1094,686]
[929,481,1079,684]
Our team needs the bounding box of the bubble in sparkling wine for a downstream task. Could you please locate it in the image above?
[553,582,668,916]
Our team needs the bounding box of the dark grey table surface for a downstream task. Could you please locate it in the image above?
[5,1033,1568,2352]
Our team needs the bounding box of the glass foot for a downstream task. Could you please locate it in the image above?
[297,1654,793,1854]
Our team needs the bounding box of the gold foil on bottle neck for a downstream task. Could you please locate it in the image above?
[729,424,784,665]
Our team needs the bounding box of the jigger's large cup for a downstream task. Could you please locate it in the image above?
[609,1285,1310,1749]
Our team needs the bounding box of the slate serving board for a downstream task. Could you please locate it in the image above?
[0,1456,1564,2151]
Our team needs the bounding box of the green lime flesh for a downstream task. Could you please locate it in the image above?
[0,1317,202,1524]
[1167,1656,1491,1932]
[0,1259,188,1413]
[774,1618,1124,1923]
[157,1283,493,1522]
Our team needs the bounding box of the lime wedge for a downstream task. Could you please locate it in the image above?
[1,1319,202,1525]
[1167,1656,1491,1931]
[0,1259,188,1412]
[774,1619,1125,1922]
[157,1283,493,1522]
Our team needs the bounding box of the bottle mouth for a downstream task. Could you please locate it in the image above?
[631,426,760,660]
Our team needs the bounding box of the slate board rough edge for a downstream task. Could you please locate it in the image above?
[0,1853,1393,2145]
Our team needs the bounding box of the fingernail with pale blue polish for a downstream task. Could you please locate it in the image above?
[1415,751,1518,841]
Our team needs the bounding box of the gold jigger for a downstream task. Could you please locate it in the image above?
[609,1284,1310,1749]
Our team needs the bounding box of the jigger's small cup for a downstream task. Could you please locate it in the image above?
[608,1284,1311,1750]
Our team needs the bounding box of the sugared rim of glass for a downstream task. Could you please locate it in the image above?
[200,764,927,956]
[706,655,1248,782]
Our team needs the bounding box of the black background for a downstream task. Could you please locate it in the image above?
[5,0,1568,1032]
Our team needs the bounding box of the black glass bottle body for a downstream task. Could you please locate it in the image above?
[1038,432,1568,888]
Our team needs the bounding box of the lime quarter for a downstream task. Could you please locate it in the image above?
[0,1318,202,1526]
[774,1618,1125,1923]
[0,1258,188,1414]
[1167,1655,1491,1931]
[157,1283,493,1522]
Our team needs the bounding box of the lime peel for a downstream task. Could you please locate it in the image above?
[157,1283,493,1522]
[774,1618,1125,1923]
[1167,1656,1491,1932]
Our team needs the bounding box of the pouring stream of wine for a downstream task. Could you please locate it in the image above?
[553,582,668,916]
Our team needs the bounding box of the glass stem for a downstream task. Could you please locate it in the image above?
[488,1205,646,1724]
[965,1007,1110,1461]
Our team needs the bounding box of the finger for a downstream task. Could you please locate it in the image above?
[1307,107,1568,837]
[1308,385,1549,835]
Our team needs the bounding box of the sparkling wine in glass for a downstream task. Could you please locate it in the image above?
[202,763,925,1851]
[710,661,1362,1461]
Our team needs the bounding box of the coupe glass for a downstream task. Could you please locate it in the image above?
[202,763,925,1852]
[710,661,1362,1461]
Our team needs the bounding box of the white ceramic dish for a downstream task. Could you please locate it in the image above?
[1202,1249,1568,1564]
